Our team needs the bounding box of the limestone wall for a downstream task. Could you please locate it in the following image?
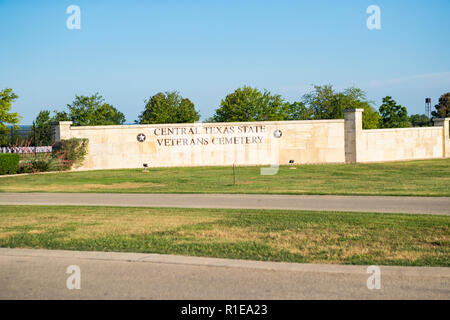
[343,110,449,163]
[359,127,444,162]
[52,113,449,170]
[55,120,346,170]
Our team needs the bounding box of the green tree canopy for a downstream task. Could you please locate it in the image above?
[212,86,313,122]
[0,88,21,145]
[284,101,313,120]
[409,114,432,127]
[431,92,450,118]
[31,110,52,145]
[301,84,337,119]
[54,93,126,126]
[211,85,380,127]
[137,91,200,124]
[301,85,380,129]
[52,110,71,122]
[378,96,410,128]
[213,86,288,122]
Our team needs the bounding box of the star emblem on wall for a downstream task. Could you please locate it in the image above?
[137,133,146,142]
[273,130,282,138]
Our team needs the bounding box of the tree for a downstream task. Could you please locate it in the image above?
[137,91,200,124]
[301,85,338,119]
[431,92,450,118]
[339,87,380,129]
[55,93,126,126]
[301,85,380,129]
[360,106,381,129]
[211,85,380,127]
[285,101,313,120]
[92,103,126,125]
[0,88,21,145]
[378,96,410,128]
[212,86,290,122]
[30,110,53,145]
[409,114,432,127]
[52,110,71,122]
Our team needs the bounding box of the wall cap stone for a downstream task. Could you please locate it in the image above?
[433,118,450,121]
[363,126,442,133]
[66,119,345,131]
[50,121,73,125]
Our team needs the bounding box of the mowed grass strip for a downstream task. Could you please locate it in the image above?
[0,205,448,266]
[0,159,449,196]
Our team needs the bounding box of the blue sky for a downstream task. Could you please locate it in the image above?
[1,0,449,124]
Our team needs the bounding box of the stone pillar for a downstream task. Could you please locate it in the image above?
[50,121,72,144]
[344,109,364,163]
[433,118,450,158]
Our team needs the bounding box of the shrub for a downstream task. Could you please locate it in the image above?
[17,152,58,174]
[53,138,88,170]
[0,154,20,175]
[30,159,52,172]
[18,161,33,174]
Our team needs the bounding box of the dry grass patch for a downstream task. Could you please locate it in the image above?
[68,214,220,239]
[0,231,18,239]
[177,226,262,243]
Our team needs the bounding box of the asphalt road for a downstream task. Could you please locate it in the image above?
[0,193,449,214]
[1,248,448,300]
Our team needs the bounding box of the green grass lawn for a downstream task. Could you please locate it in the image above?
[0,205,448,266]
[0,158,449,196]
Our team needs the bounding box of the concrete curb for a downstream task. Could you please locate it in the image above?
[1,248,448,277]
